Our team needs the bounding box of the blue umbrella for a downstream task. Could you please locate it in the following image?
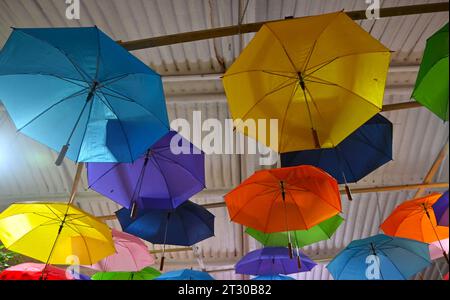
[252,274,295,280]
[281,114,392,200]
[155,269,215,280]
[116,200,215,270]
[0,27,169,165]
[326,234,431,280]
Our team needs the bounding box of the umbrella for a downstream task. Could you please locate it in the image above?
[281,114,392,200]
[246,214,344,248]
[412,23,449,121]
[326,234,431,280]
[85,229,155,272]
[380,193,449,263]
[0,263,72,280]
[235,247,316,275]
[0,202,115,267]
[87,131,205,216]
[430,238,449,260]
[92,267,161,280]
[251,274,295,280]
[155,269,215,280]
[444,273,449,280]
[222,11,390,152]
[116,200,215,270]
[433,191,449,227]
[224,165,342,251]
[0,27,169,165]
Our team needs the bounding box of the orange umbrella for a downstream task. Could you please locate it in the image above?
[225,165,342,235]
[381,193,449,263]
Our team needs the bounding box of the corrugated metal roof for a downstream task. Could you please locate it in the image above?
[0,0,448,280]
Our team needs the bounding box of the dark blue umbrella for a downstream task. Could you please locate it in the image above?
[326,234,431,280]
[433,191,449,226]
[0,27,169,165]
[235,247,316,275]
[116,200,215,270]
[281,114,392,200]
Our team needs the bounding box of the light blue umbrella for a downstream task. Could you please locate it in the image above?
[155,269,215,280]
[326,234,431,280]
[252,274,295,280]
[0,27,169,165]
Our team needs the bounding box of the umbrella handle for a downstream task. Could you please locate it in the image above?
[160,256,165,271]
[130,202,138,219]
[296,255,302,270]
[55,144,69,166]
[344,185,353,201]
[288,242,293,259]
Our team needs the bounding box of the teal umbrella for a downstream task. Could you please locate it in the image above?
[412,23,449,121]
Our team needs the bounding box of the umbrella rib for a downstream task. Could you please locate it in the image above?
[150,155,174,201]
[301,12,342,73]
[305,75,382,112]
[98,72,161,90]
[279,83,299,151]
[304,50,390,77]
[376,248,408,280]
[86,163,121,189]
[229,189,279,222]
[95,91,134,161]
[354,130,392,161]
[94,28,101,81]
[331,249,364,279]
[237,79,297,123]
[263,25,298,73]
[154,152,206,188]
[98,86,169,130]
[222,69,297,78]
[335,146,358,182]
[75,97,94,162]
[18,30,93,83]
[262,190,283,233]
[16,88,89,132]
[285,189,309,229]
[2,218,58,250]
[64,222,95,265]
[0,72,88,89]
[45,205,64,222]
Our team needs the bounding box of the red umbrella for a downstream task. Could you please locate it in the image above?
[0,263,73,280]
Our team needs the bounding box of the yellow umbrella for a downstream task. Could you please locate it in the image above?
[0,202,115,265]
[223,12,391,152]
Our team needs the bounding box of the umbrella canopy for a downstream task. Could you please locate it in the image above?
[251,274,295,280]
[86,229,155,272]
[412,23,449,121]
[327,234,431,280]
[116,201,215,246]
[223,11,390,152]
[246,214,343,248]
[380,193,449,243]
[92,267,161,280]
[433,191,449,227]
[445,273,449,280]
[155,269,215,280]
[236,247,316,275]
[430,238,449,260]
[87,131,205,212]
[0,263,71,280]
[225,165,341,233]
[0,27,169,165]
[280,114,393,184]
[0,202,115,265]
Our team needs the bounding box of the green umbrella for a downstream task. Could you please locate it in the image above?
[412,23,449,121]
[91,267,161,280]
[246,215,344,248]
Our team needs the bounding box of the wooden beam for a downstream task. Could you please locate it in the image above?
[68,162,84,205]
[381,101,423,112]
[97,181,449,221]
[118,3,449,51]
[415,141,449,198]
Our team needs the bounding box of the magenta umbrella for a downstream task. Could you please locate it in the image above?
[85,229,155,272]
[430,238,449,260]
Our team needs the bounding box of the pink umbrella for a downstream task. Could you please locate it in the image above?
[86,229,155,272]
[429,238,449,260]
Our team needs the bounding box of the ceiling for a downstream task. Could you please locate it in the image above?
[0,0,449,280]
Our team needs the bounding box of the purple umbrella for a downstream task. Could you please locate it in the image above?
[433,191,449,227]
[235,247,316,275]
[87,131,205,215]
